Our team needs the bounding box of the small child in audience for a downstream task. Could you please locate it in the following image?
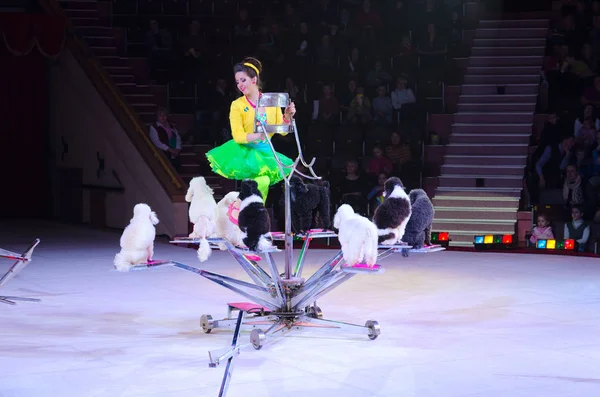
[367,172,387,215]
[529,213,555,246]
[564,205,590,252]
[367,145,393,176]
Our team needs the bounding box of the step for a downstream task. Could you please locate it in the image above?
[472,37,546,47]
[458,93,537,104]
[97,56,129,68]
[111,74,135,84]
[441,163,525,175]
[76,26,113,37]
[116,83,152,95]
[471,46,545,57]
[463,74,539,85]
[433,196,520,209]
[432,221,516,234]
[457,102,536,112]
[444,154,527,166]
[90,46,117,57]
[70,17,100,26]
[64,8,98,18]
[435,207,518,221]
[84,36,116,47]
[454,113,533,124]
[434,187,522,198]
[104,65,132,74]
[131,103,158,113]
[123,93,156,103]
[469,56,543,67]
[461,84,538,96]
[445,143,529,156]
[439,174,523,189]
[450,133,530,145]
[58,0,98,10]
[467,65,541,75]
[452,123,532,134]
[475,28,548,39]
[180,164,203,174]
[479,19,548,29]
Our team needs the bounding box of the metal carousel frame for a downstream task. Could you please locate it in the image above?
[0,239,41,305]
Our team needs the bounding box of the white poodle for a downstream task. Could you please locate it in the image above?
[215,191,244,249]
[186,176,218,262]
[114,203,159,272]
[333,204,378,267]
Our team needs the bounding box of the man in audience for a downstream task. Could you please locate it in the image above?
[149,107,182,172]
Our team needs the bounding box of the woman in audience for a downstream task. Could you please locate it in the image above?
[339,159,369,215]
[149,107,182,172]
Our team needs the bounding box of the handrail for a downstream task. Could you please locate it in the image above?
[39,0,186,199]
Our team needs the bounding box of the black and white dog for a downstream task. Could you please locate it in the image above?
[290,176,331,233]
[372,177,412,245]
[237,179,273,252]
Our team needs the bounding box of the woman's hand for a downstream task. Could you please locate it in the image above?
[285,102,296,119]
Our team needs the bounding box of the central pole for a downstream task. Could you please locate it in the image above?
[283,178,293,280]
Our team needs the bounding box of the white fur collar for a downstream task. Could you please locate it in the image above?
[388,185,409,200]
[240,195,263,211]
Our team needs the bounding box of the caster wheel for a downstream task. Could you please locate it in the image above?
[250,329,265,350]
[200,314,214,334]
[306,305,323,319]
[365,320,380,340]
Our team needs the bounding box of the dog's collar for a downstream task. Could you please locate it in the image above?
[227,202,240,226]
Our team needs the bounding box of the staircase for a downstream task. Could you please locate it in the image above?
[432,18,547,247]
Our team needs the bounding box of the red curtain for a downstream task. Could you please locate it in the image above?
[0,14,65,217]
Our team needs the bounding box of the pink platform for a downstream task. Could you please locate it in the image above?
[228,302,271,314]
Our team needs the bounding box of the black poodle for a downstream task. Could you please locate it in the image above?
[401,189,435,248]
[238,179,273,252]
[290,176,331,233]
[372,177,412,244]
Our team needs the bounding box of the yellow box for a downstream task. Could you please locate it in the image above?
[484,235,493,244]
[546,239,556,249]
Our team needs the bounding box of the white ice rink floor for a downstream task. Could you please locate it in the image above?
[2,220,600,397]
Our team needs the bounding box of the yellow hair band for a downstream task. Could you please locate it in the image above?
[244,62,259,76]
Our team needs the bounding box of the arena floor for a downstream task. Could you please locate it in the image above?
[2,220,600,397]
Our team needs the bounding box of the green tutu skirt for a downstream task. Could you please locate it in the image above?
[206,139,293,185]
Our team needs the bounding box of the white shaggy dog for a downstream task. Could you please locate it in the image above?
[333,204,378,267]
[186,176,218,262]
[114,203,159,272]
[215,191,244,249]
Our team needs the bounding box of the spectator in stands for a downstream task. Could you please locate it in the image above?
[367,145,393,176]
[145,20,174,83]
[367,172,388,216]
[355,0,383,33]
[233,9,254,55]
[385,0,412,38]
[316,84,340,124]
[418,23,447,72]
[391,76,416,112]
[344,47,366,82]
[372,85,393,125]
[347,85,373,124]
[538,111,562,146]
[282,3,300,33]
[574,145,594,180]
[366,60,392,91]
[338,78,357,117]
[315,34,337,82]
[149,107,182,172]
[339,159,369,215]
[529,213,555,246]
[180,20,207,82]
[385,132,412,175]
[391,36,415,77]
[578,43,598,77]
[564,205,590,252]
[447,8,463,57]
[581,76,600,107]
[564,163,585,211]
[535,135,575,189]
[291,22,313,85]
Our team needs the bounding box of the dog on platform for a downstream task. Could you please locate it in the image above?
[215,191,244,249]
[238,180,273,252]
[334,204,378,267]
[114,203,159,272]
[372,177,412,245]
[402,189,435,248]
[290,176,331,233]
[186,176,218,262]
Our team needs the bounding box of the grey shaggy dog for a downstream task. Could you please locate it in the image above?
[290,176,331,233]
[401,189,435,248]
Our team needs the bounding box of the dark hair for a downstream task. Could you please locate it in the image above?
[579,103,597,122]
[156,106,169,117]
[233,57,263,89]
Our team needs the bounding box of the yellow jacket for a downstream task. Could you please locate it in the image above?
[229,95,287,144]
